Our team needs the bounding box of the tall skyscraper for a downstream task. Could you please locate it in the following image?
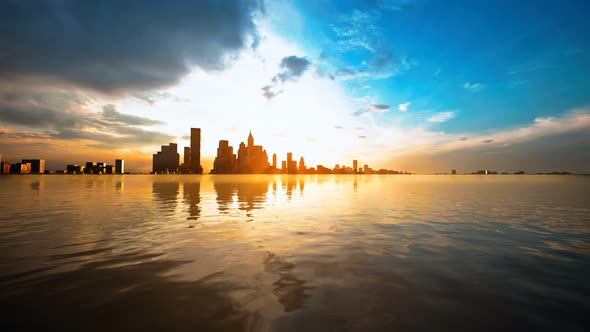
[353,160,358,174]
[212,140,237,174]
[272,153,277,169]
[190,128,202,174]
[184,147,191,166]
[236,131,269,174]
[115,159,124,174]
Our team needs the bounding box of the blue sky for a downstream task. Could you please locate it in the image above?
[269,0,590,133]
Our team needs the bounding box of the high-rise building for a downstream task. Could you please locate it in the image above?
[272,153,277,169]
[115,159,124,174]
[452,169,457,175]
[299,157,306,173]
[353,160,358,174]
[190,128,203,174]
[286,152,297,174]
[212,140,237,174]
[22,159,45,174]
[153,143,180,174]
[236,131,269,174]
[184,147,191,166]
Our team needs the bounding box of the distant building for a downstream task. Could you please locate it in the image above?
[1,161,10,174]
[153,143,180,174]
[452,169,457,174]
[22,159,45,174]
[190,128,203,174]
[67,165,85,174]
[272,153,277,169]
[115,159,124,174]
[353,160,358,174]
[10,162,31,174]
[211,140,237,174]
[105,165,115,174]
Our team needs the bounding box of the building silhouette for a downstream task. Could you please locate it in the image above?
[115,159,124,174]
[236,131,269,174]
[211,140,237,174]
[1,161,10,174]
[190,128,203,174]
[22,159,45,174]
[153,143,180,174]
[10,162,31,174]
[353,160,358,174]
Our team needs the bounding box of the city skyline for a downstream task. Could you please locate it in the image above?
[0,1,588,173]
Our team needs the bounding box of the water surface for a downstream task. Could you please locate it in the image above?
[0,175,589,331]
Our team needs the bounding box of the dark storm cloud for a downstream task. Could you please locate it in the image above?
[262,56,311,100]
[272,56,312,84]
[101,104,164,126]
[0,0,263,94]
[0,90,173,148]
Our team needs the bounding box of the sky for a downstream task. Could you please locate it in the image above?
[0,0,589,173]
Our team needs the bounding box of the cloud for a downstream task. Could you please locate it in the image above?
[398,102,410,112]
[262,55,311,100]
[329,10,414,80]
[357,135,367,139]
[428,111,456,123]
[0,89,173,148]
[334,125,344,129]
[378,0,415,11]
[0,0,263,94]
[464,82,484,90]
[424,108,590,154]
[459,137,468,141]
[101,105,164,126]
[352,104,391,116]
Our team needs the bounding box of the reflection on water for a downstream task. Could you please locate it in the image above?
[0,174,589,331]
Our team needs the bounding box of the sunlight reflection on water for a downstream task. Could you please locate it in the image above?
[0,174,589,331]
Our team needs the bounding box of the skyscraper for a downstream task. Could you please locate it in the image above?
[115,159,124,174]
[212,140,236,174]
[184,147,191,166]
[153,143,179,174]
[272,153,277,169]
[190,128,203,174]
[353,160,358,174]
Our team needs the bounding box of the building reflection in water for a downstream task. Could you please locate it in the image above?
[237,180,270,220]
[214,181,237,214]
[183,181,201,221]
[115,180,124,192]
[263,252,311,312]
[152,181,179,214]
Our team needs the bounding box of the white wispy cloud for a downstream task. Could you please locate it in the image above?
[429,109,590,154]
[464,82,484,90]
[428,111,455,123]
[398,102,410,112]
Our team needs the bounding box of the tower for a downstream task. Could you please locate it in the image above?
[190,128,203,174]
[353,160,358,174]
[272,153,277,169]
[247,130,254,147]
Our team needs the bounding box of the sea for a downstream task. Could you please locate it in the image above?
[0,174,588,331]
